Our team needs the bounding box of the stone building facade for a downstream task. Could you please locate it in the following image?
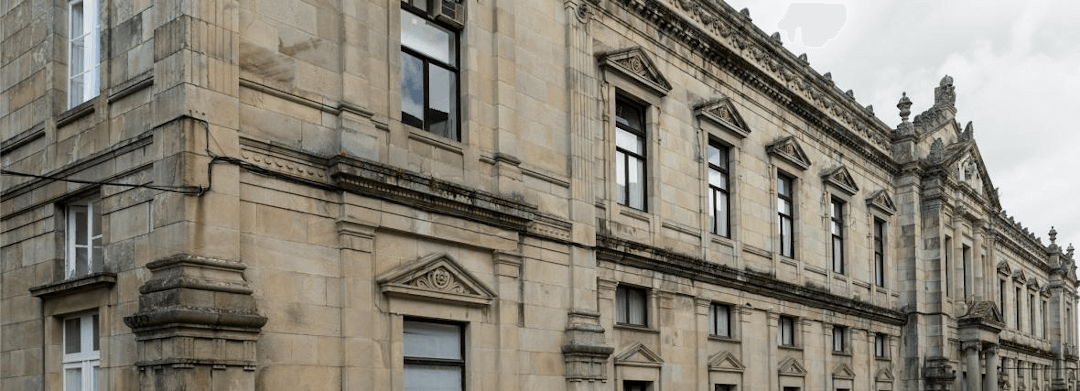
[2,0,1077,390]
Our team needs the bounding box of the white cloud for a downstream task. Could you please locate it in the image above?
[724,0,1080,248]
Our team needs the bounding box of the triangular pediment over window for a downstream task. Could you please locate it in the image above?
[766,136,812,171]
[696,97,750,138]
[614,342,664,368]
[1028,279,1041,290]
[998,261,1013,276]
[833,363,856,380]
[707,351,746,372]
[865,190,897,216]
[778,357,807,377]
[876,367,895,382]
[377,253,495,307]
[599,47,672,96]
[821,165,859,196]
[1014,269,1027,284]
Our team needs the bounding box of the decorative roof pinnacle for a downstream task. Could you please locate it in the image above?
[897,92,912,121]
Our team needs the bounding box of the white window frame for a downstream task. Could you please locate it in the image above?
[68,0,99,108]
[63,312,100,391]
[65,197,103,279]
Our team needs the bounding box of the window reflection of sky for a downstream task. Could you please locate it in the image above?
[400,53,424,126]
[400,10,455,66]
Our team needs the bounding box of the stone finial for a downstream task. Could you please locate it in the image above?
[1068,244,1075,258]
[740,8,751,19]
[898,92,912,121]
[1050,227,1058,244]
[865,105,874,114]
[823,72,832,81]
[845,89,854,97]
[771,32,782,43]
[934,75,956,107]
[798,53,808,63]
[961,121,974,140]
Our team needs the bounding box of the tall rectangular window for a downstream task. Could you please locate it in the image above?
[1029,293,1036,334]
[778,316,796,346]
[709,303,731,338]
[66,197,103,279]
[1016,287,1022,328]
[1042,299,1048,338]
[707,142,730,237]
[832,325,846,353]
[944,237,951,297]
[1000,280,1007,322]
[68,0,99,108]
[615,97,647,211]
[400,1,460,140]
[830,199,845,274]
[874,333,887,358]
[615,285,648,326]
[715,385,735,391]
[624,381,652,391]
[962,245,971,297]
[63,313,100,391]
[874,219,885,287]
[777,174,794,258]
[403,319,464,391]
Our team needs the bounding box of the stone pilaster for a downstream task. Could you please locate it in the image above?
[123,254,266,391]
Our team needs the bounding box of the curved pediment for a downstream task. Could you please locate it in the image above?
[696,97,750,138]
[599,47,672,97]
[707,351,746,372]
[767,136,812,171]
[377,253,495,306]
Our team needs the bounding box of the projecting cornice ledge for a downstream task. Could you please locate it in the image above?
[328,156,537,232]
[595,235,905,326]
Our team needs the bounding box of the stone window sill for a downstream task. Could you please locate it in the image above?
[708,335,740,343]
[30,272,117,299]
[614,323,659,334]
[778,344,802,351]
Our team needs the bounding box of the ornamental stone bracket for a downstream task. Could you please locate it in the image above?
[123,254,267,384]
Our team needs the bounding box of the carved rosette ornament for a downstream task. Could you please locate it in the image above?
[412,267,471,294]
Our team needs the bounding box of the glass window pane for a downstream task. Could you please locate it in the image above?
[615,128,641,153]
[403,321,461,360]
[718,192,729,237]
[75,248,89,276]
[616,152,626,205]
[74,207,88,245]
[426,64,456,139]
[777,176,788,196]
[400,52,425,128]
[780,218,792,256]
[709,170,726,188]
[404,364,462,391]
[65,318,81,354]
[708,190,716,232]
[628,157,644,210]
[400,9,455,66]
[616,287,627,323]
[92,314,99,351]
[92,364,99,391]
[91,201,101,237]
[628,288,646,325]
[66,367,83,391]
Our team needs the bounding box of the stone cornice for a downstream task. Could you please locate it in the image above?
[595,235,905,326]
[607,0,899,174]
[328,155,537,232]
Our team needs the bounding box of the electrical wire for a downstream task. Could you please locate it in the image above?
[1,169,205,194]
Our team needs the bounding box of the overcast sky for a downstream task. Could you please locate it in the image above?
[722,0,1080,253]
